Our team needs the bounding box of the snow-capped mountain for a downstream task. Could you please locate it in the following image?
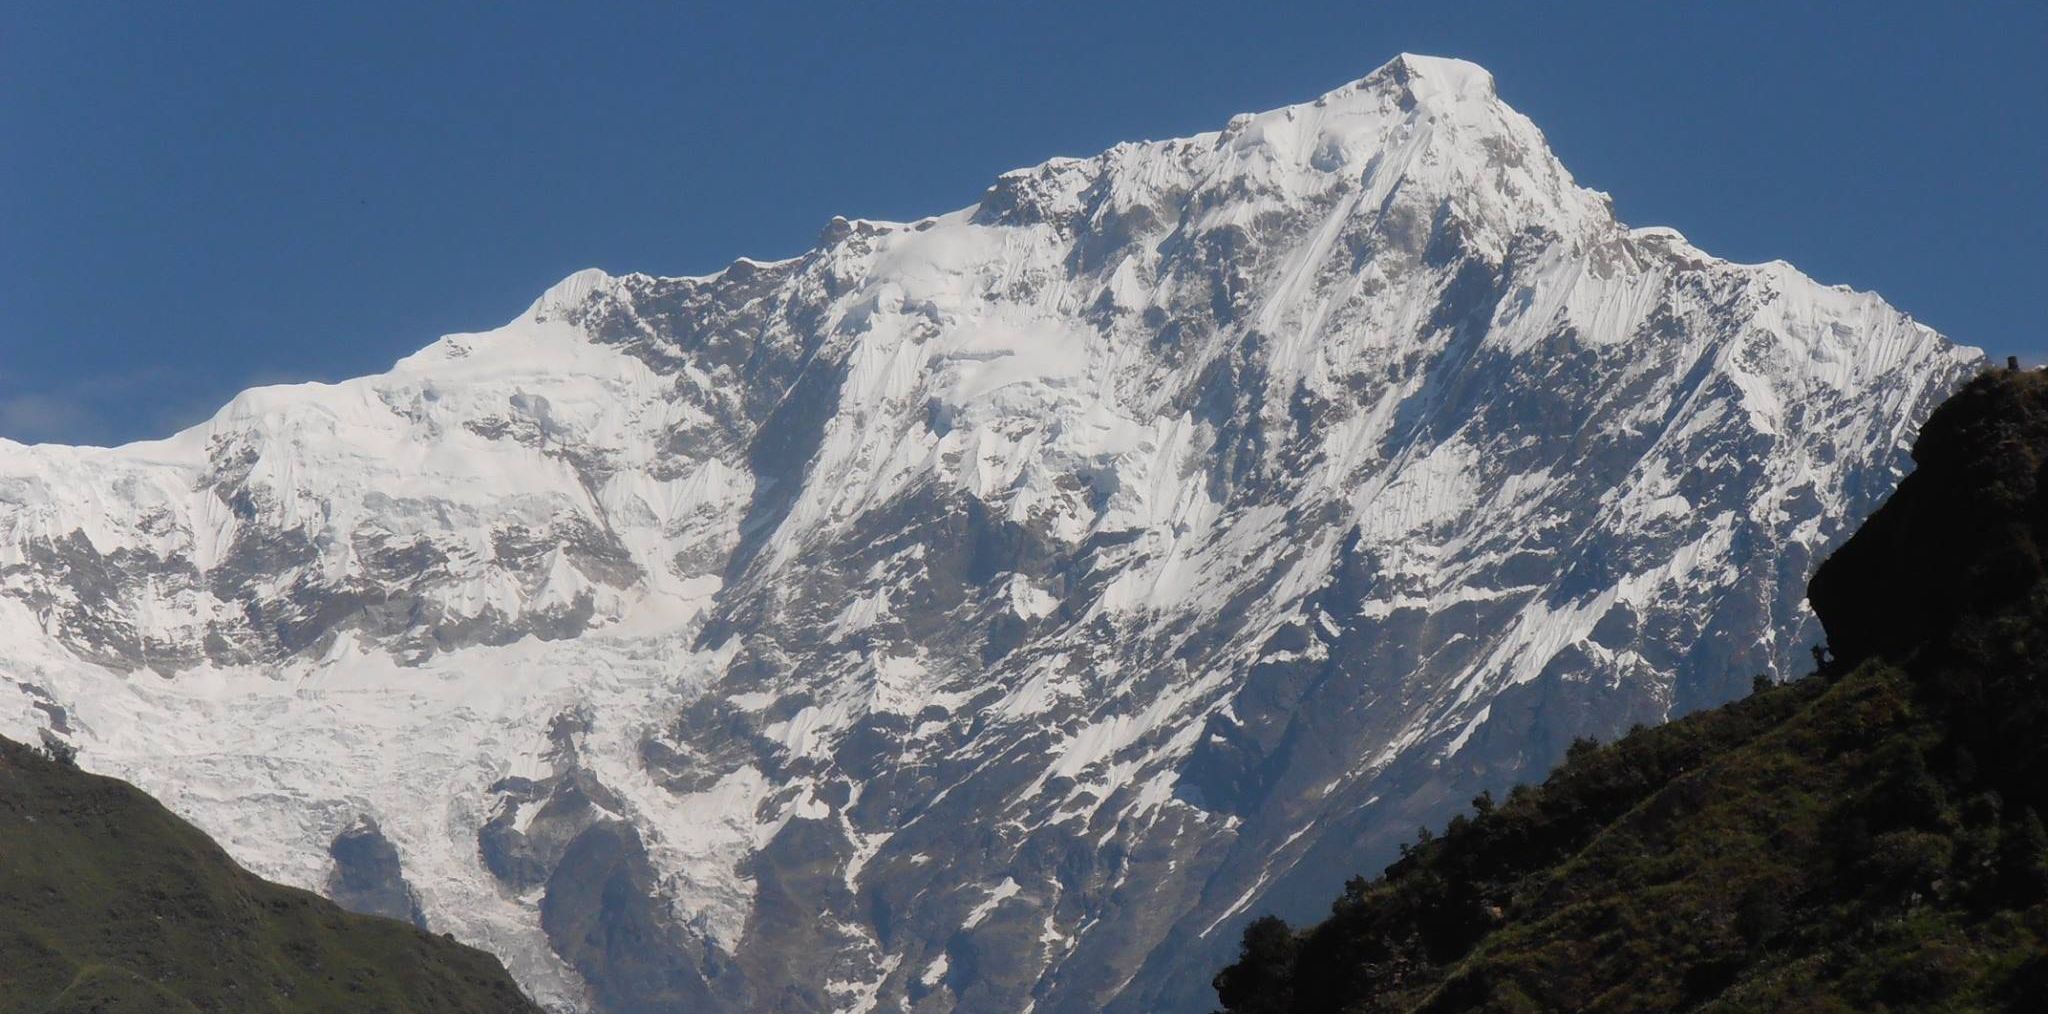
[0,55,1977,1012]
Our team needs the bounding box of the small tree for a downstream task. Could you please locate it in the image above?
[1214,915,1299,1014]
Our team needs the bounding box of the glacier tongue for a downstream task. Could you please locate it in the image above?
[0,53,1980,1012]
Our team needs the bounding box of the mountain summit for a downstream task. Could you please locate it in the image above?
[0,55,1977,1011]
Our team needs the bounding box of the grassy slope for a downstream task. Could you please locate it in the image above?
[0,737,541,1013]
[1215,371,2048,1012]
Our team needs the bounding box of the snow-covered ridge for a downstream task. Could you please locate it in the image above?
[0,54,1980,1012]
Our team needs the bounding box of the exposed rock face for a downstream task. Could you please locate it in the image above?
[1810,369,2048,667]
[0,55,1978,1012]
[328,817,429,928]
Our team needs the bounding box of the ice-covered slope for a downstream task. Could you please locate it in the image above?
[0,55,1978,1011]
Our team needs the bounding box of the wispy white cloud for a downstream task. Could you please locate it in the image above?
[0,390,103,445]
[0,367,236,447]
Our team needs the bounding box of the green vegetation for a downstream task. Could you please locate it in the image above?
[1215,370,2048,1012]
[0,737,539,1013]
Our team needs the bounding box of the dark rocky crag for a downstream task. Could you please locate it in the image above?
[327,816,429,928]
[1215,367,2048,1011]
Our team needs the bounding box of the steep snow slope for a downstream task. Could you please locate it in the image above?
[0,55,1978,1011]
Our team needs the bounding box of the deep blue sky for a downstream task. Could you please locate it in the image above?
[3,2,2042,445]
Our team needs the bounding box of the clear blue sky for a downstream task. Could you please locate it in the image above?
[3,1,2042,445]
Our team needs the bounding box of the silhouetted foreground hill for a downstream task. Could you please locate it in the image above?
[0,736,540,1013]
[1214,369,2048,1012]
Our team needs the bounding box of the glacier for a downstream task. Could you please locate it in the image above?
[0,54,1979,1011]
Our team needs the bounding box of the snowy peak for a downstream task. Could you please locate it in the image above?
[968,50,1598,279]
[1371,52,1498,103]
[562,53,1567,327]
[526,266,615,323]
[1222,51,1509,159]
[0,55,1982,1014]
